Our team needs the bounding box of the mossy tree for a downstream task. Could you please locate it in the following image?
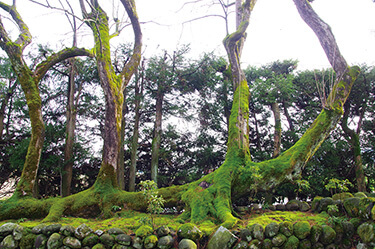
[79,0,142,188]
[0,2,92,198]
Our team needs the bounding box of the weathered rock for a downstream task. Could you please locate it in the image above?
[0,223,17,237]
[92,243,106,249]
[262,238,272,249]
[144,235,158,249]
[157,235,174,249]
[250,223,264,241]
[280,221,293,237]
[60,225,75,237]
[136,225,153,238]
[132,236,143,249]
[283,235,299,249]
[319,225,336,245]
[312,242,324,249]
[19,233,37,249]
[300,201,310,212]
[94,230,104,237]
[31,224,46,235]
[357,222,375,243]
[239,228,252,242]
[12,224,24,241]
[318,197,334,212]
[177,223,203,241]
[310,224,322,244]
[178,239,197,249]
[108,227,125,235]
[42,224,62,236]
[275,204,286,211]
[293,221,310,240]
[343,197,361,217]
[299,239,311,249]
[356,242,369,249]
[156,225,171,237]
[207,226,237,249]
[0,234,18,249]
[358,197,375,220]
[248,239,261,249]
[112,244,129,249]
[75,224,93,240]
[47,232,62,249]
[115,233,132,246]
[82,234,99,247]
[265,222,279,238]
[34,234,48,249]
[311,196,322,212]
[272,233,287,247]
[286,200,300,211]
[63,236,82,249]
[233,240,248,249]
[99,233,115,248]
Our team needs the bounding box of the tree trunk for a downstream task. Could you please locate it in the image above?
[61,59,78,197]
[129,74,143,192]
[0,80,16,138]
[271,102,281,158]
[341,101,366,192]
[151,88,163,185]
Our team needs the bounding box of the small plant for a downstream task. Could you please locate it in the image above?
[112,205,122,212]
[139,180,165,229]
[138,216,152,227]
[325,178,353,196]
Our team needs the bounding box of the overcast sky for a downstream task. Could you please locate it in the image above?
[11,0,375,71]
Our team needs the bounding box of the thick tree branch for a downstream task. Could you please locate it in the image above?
[34,48,93,82]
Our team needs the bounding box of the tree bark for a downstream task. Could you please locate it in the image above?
[0,79,16,139]
[129,70,144,192]
[151,88,163,185]
[117,88,127,190]
[271,102,281,158]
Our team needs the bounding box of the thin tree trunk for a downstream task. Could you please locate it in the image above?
[151,88,163,185]
[271,102,281,158]
[0,80,16,138]
[117,89,127,190]
[129,73,143,192]
[282,101,295,132]
[341,101,366,192]
[61,59,78,197]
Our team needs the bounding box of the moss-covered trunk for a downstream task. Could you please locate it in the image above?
[271,102,281,158]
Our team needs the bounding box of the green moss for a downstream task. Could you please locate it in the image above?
[135,225,153,238]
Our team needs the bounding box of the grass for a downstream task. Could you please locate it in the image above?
[0,210,330,236]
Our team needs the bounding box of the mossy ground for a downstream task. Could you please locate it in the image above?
[0,210,329,236]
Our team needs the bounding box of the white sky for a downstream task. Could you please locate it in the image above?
[9,0,375,71]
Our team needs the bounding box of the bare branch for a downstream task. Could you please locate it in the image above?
[182,14,226,25]
[28,0,84,22]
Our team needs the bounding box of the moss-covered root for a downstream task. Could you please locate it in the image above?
[0,196,54,221]
[181,160,240,229]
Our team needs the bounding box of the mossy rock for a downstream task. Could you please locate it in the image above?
[82,234,99,247]
[343,197,361,217]
[354,192,367,198]
[264,222,279,238]
[310,224,322,244]
[332,192,353,201]
[293,221,310,240]
[144,235,158,249]
[46,232,62,249]
[311,242,324,249]
[0,234,18,249]
[115,233,132,246]
[239,228,252,242]
[34,234,47,249]
[341,221,354,238]
[75,223,93,240]
[99,234,115,248]
[271,233,287,247]
[177,223,202,241]
[60,225,75,237]
[358,197,375,220]
[300,201,310,212]
[280,221,293,237]
[156,225,170,237]
[357,222,375,243]
[0,223,17,237]
[42,224,62,236]
[262,238,272,249]
[248,239,262,249]
[319,225,336,245]
[63,236,82,249]
[135,225,153,238]
[298,239,311,249]
[318,197,334,212]
[107,227,125,235]
[283,235,299,249]
[178,238,197,249]
[250,223,264,241]
[311,197,323,212]
[19,233,37,249]
[207,226,237,249]
[157,235,174,249]
[13,224,24,241]
[286,199,301,211]
[92,243,106,249]
[349,218,362,230]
